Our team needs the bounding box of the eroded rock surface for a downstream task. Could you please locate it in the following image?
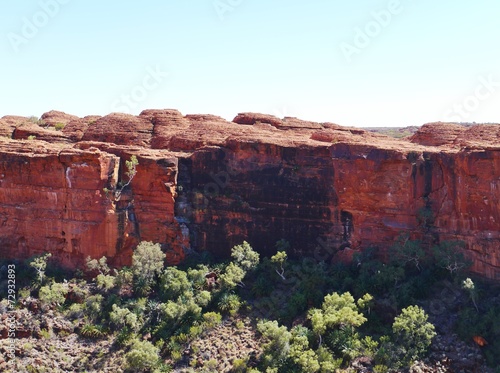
[0,111,498,278]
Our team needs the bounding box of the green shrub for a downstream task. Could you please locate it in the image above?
[219,262,246,289]
[39,282,68,308]
[18,287,31,300]
[80,323,106,339]
[202,312,222,328]
[133,276,152,297]
[109,304,139,331]
[204,359,218,371]
[96,274,116,291]
[373,365,389,373]
[67,281,89,303]
[257,320,292,369]
[125,339,160,372]
[231,241,260,271]
[66,303,85,320]
[392,305,436,366]
[160,267,191,301]
[194,290,211,307]
[217,292,241,315]
[188,324,204,339]
[231,358,248,372]
[251,275,274,297]
[115,267,134,295]
[39,328,52,339]
[86,256,110,275]
[85,294,104,321]
[308,292,367,348]
[132,241,165,286]
[115,326,135,347]
[54,122,65,131]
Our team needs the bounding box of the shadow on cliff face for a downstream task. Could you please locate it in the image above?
[174,145,358,262]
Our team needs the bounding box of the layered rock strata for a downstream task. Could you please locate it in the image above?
[0,113,498,278]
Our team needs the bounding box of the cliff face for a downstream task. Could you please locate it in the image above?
[0,139,185,268]
[0,113,498,279]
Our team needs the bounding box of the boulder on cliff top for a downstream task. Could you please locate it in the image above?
[12,122,71,143]
[233,112,325,130]
[409,122,467,146]
[82,113,153,147]
[40,110,79,128]
[0,115,29,138]
[233,112,283,127]
[140,109,191,149]
[456,124,500,148]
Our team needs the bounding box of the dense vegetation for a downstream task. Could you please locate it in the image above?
[1,236,499,372]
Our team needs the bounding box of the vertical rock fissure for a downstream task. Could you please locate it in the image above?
[174,157,195,252]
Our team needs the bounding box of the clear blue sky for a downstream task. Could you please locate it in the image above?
[1,0,499,127]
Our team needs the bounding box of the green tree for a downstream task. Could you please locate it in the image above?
[160,267,191,301]
[462,277,478,311]
[115,155,139,200]
[86,256,110,275]
[391,234,424,271]
[357,293,374,315]
[392,305,436,365]
[288,326,320,372]
[231,241,260,271]
[132,241,165,285]
[27,253,52,284]
[433,240,471,277]
[219,262,246,289]
[308,292,367,347]
[257,320,292,368]
[271,251,288,280]
[85,294,104,321]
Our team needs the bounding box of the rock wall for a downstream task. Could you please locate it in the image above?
[0,139,185,268]
[0,112,498,279]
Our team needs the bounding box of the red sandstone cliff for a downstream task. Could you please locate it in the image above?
[0,113,498,278]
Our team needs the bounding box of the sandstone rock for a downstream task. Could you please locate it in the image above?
[0,110,498,280]
[63,116,101,142]
[12,122,71,143]
[142,109,191,149]
[40,110,79,128]
[82,113,153,146]
[280,116,324,130]
[456,124,500,148]
[233,112,283,127]
[0,141,121,268]
[409,122,467,146]
[0,115,28,138]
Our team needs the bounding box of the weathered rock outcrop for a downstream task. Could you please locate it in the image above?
[0,138,185,268]
[0,111,498,279]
